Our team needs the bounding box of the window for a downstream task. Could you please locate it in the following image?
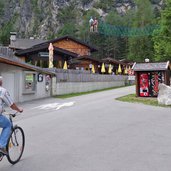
[23,72,36,94]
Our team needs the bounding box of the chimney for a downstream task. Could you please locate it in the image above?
[10,32,17,47]
[10,32,17,41]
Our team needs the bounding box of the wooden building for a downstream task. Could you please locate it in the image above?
[15,44,79,68]
[15,36,98,69]
[132,61,171,97]
[51,36,97,56]
[70,56,102,73]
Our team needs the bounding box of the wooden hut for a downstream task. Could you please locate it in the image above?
[132,61,170,97]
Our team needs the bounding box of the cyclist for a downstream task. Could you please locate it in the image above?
[0,76,23,155]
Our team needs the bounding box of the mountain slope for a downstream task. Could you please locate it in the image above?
[0,0,163,42]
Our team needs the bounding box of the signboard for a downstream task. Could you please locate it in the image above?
[139,73,149,97]
[138,71,164,97]
[149,71,163,97]
[38,52,49,58]
[25,73,35,91]
[128,68,135,80]
[26,74,33,81]
[38,73,43,82]
[128,75,135,81]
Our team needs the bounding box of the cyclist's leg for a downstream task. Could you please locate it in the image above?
[0,115,11,149]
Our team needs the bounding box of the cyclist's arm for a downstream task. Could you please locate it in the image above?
[2,90,23,113]
[10,103,23,113]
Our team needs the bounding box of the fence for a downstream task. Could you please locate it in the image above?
[0,46,14,58]
[48,68,128,82]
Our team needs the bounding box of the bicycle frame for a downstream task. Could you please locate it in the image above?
[8,112,20,147]
[0,111,25,164]
[9,113,17,130]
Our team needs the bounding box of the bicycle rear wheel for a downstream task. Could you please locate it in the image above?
[6,126,25,164]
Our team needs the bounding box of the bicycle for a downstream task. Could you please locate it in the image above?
[0,111,25,164]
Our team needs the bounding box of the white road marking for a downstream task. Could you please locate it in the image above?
[32,102,75,110]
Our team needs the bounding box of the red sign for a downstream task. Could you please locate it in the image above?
[128,69,134,75]
[139,73,149,97]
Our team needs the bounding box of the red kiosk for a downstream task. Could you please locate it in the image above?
[132,61,170,97]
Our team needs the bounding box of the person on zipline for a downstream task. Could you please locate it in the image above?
[89,16,94,32]
[93,17,98,32]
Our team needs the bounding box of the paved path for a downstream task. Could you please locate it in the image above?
[0,86,171,171]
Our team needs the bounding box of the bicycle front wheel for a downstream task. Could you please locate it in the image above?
[6,126,25,164]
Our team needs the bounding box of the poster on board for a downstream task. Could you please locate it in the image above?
[139,73,149,97]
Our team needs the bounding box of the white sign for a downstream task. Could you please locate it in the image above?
[128,75,135,81]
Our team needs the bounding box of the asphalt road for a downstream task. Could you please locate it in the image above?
[0,86,171,171]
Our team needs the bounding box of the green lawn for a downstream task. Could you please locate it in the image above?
[116,94,171,108]
[54,87,171,108]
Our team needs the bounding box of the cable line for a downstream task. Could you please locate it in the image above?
[97,21,159,37]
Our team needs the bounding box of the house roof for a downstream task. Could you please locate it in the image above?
[33,35,98,52]
[0,55,56,75]
[102,57,125,65]
[119,59,134,65]
[132,61,170,71]
[15,44,79,58]
[9,39,46,50]
[76,56,103,63]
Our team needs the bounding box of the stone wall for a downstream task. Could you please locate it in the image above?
[55,81,126,95]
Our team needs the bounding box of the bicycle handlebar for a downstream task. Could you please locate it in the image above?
[3,110,18,118]
[10,113,17,118]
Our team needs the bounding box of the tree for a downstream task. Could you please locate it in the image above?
[153,0,171,61]
[0,1,4,17]
[0,14,17,45]
[58,23,78,37]
[104,11,123,59]
[57,1,80,37]
[127,0,155,62]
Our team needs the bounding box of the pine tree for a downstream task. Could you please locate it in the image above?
[127,0,155,62]
[153,0,171,61]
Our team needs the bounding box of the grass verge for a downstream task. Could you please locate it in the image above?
[116,94,171,108]
[54,85,127,99]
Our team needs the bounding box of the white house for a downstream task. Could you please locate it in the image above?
[0,51,56,103]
